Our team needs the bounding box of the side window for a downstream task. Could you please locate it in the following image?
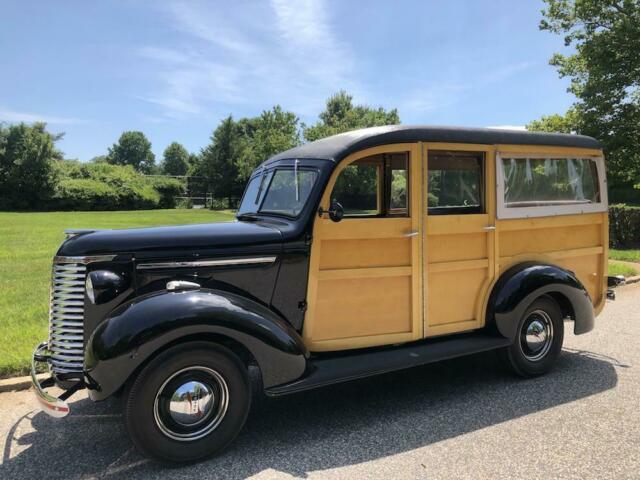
[427,151,484,215]
[331,152,409,217]
[502,157,600,207]
[387,153,409,215]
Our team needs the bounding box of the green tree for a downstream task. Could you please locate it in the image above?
[199,106,300,202]
[236,106,300,181]
[107,131,155,174]
[200,116,245,203]
[0,122,62,209]
[526,108,580,134]
[539,0,640,198]
[187,153,200,173]
[303,90,400,142]
[161,142,190,176]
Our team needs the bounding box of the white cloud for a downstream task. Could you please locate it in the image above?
[138,0,359,119]
[479,62,533,84]
[0,107,84,125]
[400,62,535,116]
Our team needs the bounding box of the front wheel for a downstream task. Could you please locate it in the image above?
[498,296,564,377]
[123,342,251,463]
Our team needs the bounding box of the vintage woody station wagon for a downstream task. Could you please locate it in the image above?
[32,125,611,462]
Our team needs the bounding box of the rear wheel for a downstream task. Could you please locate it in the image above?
[123,342,251,463]
[498,296,564,377]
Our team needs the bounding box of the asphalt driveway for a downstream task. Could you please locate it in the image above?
[1,285,638,479]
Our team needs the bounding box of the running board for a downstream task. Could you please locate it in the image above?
[266,333,512,396]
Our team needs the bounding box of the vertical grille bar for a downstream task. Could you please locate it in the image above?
[48,262,86,374]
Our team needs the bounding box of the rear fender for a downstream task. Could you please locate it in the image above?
[84,289,308,400]
[487,262,594,341]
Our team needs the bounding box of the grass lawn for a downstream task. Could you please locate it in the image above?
[608,261,639,278]
[0,209,234,378]
[609,248,640,263]
[1,210,638,379]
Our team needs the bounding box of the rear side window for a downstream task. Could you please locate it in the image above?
[502,157,600,207]
[497,154,607,219]
[427,151,484,215]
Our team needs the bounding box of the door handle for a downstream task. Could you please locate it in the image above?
[483,225,496,231]
[404,230,419,237]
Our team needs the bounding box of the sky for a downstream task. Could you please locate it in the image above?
[0,0,575,162]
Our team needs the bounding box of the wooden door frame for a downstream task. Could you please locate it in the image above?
[303,143,423,351]
[422,142,497,336]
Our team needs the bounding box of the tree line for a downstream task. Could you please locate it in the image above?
[0,91,399,210]
[1,0,639,212]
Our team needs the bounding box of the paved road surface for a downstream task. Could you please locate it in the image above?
[1,285,638,479]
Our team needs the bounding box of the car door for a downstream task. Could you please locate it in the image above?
[423,144,497,336]
[303,144,423,352]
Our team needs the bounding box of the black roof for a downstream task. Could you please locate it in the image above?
[267,125,601,164]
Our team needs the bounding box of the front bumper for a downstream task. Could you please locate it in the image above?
[31,342,84,418]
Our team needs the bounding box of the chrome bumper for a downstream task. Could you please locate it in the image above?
[31,342,79,418]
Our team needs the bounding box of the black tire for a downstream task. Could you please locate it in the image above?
[123,342,251,463]
[498,296,564,377]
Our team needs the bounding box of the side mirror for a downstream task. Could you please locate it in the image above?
[319,201,344,222]
[328,201,344,222]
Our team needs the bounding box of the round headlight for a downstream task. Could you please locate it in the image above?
[85,274,95,303]
[86,270,127,304]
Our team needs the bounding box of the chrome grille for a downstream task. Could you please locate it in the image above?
[48,262,86,374]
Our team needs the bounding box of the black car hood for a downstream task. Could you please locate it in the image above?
[58,220,283,257]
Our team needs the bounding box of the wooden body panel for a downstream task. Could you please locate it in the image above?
[496,212,608,314]
[304,141,607,352]
[303,144,423,351]
[423,143,497,336]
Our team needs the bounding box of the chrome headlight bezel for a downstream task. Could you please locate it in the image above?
[85,274,95,304]
[85,270,126,304]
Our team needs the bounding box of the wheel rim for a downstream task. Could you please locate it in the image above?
[153,366,229,441]
[519,309,554,361]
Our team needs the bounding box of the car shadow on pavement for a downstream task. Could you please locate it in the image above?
[0,348,619,479]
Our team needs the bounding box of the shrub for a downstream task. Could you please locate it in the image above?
[209,197,239,210]
[50,161,185,210]
[148,176,184,208]
[609,204,640,248]
[174,197,193,209]
[53,178,121,210]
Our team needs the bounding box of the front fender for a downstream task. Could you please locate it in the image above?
[488,263,594,341]
[84,289,308,400]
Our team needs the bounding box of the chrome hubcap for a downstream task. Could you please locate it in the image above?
[153,366,229,441]
[168,381,215,427]
[519,310,554,361]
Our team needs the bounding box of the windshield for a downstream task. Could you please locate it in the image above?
[237,168,318,217]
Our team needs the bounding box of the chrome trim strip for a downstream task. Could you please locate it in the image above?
[137,256,278,271]
[54,255,117,264]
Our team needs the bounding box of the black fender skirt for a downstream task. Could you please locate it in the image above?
[488,262,595,341]
[84,289,308,401]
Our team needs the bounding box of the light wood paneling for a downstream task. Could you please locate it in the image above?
[427,231,487,263]
[314,275,412,341]
[303,143,423,351]
[428,267,488,326]
[499,223,602,258]
[497,212,608,312]
[319,238,410,270]
[303,140,608,352]
[423,144,496,336]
